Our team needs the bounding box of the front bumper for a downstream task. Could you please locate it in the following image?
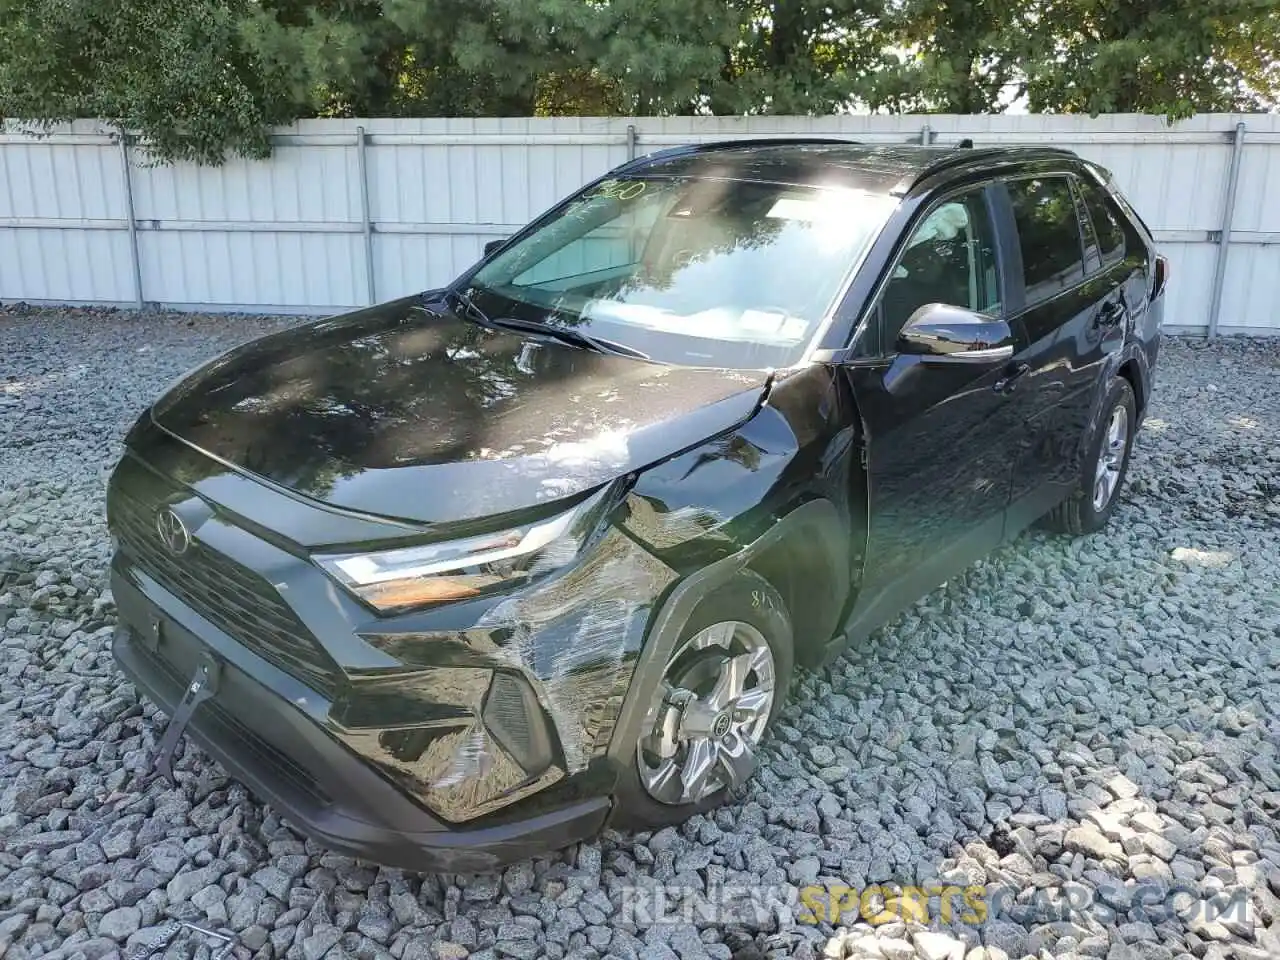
[106,444,678,869]
[112,573,611,872]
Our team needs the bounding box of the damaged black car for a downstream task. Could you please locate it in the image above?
[108,140,1166,871]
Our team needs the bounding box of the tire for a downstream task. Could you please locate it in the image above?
[1043,377,1136,536]
[612,569,794,830]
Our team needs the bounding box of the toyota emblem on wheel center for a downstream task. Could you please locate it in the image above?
[156,508,190,555]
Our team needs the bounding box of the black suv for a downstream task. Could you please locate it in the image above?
[108,141,1166,871]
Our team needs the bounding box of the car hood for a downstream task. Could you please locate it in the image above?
[152,296,773,526]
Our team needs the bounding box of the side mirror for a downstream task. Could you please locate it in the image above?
[483,238,508,257]
[898,303,1014,365]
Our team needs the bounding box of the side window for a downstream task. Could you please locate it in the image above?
[878,189,1000,345]
[1007,177,1085,304]
[1076,177,1127,267]
[1070,179,1101,273]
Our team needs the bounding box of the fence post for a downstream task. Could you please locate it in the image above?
[118,132,144,309]
[626,124,638,161]
[1208,121,1246,339]
[356,125,376,305]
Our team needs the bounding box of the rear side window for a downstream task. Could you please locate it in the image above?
[1076,177,1127,266]
[1007,177,1084,304]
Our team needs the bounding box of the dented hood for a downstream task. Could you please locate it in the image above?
[152,297,772,525]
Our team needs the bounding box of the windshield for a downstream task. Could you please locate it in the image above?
[467,176,898,368]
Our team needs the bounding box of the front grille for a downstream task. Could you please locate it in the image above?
[112,490,341,699]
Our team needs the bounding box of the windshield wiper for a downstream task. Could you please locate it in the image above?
[445,288,650,361]
[486,315,651,361]
[444,286,495,329]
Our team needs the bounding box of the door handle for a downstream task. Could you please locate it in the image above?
[993,363,1030,394]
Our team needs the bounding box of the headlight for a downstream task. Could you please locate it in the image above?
[316,486,613,612]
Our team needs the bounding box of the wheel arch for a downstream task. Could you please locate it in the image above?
[744,509,850,669]
[1117,353,1148,419]
[605,498,849,770]
[1089,344,1149,446]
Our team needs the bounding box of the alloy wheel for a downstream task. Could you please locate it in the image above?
[1092,403,1129,511]
[636,620,775,805]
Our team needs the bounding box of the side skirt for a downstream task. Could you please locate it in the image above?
[821,510,1005,665]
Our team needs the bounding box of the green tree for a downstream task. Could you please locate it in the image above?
[872,0,1022,112]
[2,0,1276,165]
[385,0,740,116]
[1017,0,1280,118]
[243,0,536,117]
[590,0,743,115]
[705,0,894,115]
[0,0,312,164]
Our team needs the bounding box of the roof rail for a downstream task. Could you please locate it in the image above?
[619,137,860,171]
[897,145,1080,193]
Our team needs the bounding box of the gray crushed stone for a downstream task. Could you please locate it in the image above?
[2,304,1278,960]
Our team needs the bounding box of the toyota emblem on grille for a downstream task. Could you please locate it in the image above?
[156,508,190,555]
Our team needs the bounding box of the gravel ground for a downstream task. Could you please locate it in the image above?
[1,305,1279,960]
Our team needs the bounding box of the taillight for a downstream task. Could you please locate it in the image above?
[1151,254,1170,301]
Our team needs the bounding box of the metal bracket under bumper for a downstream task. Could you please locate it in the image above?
[153,651,220,784]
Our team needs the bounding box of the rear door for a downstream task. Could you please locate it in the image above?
[1075,173,1157,349]
[997,173,1121,532]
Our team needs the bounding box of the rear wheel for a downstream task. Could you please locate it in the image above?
[613,571,793,828]
[1044,377,1136,536]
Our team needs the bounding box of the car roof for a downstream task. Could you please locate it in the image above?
[620,140,1082,196]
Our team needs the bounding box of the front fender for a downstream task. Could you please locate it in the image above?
[604,497,846,770]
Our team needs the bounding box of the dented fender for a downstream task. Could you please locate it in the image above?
[603,497,847,778]
[330,519,678,824]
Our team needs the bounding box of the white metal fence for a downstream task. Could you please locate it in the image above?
[2,114,1279,335]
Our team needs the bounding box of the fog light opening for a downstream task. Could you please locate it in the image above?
[481,671,555,778]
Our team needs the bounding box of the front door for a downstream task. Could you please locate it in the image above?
[841,184,1024,634]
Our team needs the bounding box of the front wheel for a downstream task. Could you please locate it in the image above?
[612,570,793,829]
[1044,377,1136,536]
